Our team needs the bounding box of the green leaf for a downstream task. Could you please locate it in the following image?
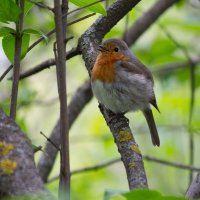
[0,27,15,37]
[0,0,21,23]
[69,0,107,16]
[24,0,43,16]
[122,189,162,200]
[21,34,30,58]
[23,28,48,43]
[2,34,15,63]
[24,0,34,16]
[2,33,30,63]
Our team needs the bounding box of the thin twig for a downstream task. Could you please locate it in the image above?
[10,0,25,119]
[48,158,121,183]
[143,155,200,172]
[0,65,13,82]
[40,131,61,151]
[33,145,43,153]
[28,13,95,52]
[18,47,81,80]
[152,58,200,75]
[47,155,200,183]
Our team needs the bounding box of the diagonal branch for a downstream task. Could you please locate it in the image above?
[152,58,200,75]
[0,13,95,82]
[79,0,148,190]
[123,0,179,46]
[18,47,81,80]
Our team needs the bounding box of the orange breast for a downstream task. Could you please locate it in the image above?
[92,53,128,83]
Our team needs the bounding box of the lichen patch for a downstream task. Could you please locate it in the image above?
[0,159,17,175]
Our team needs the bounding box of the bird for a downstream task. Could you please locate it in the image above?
[91,38,160,146]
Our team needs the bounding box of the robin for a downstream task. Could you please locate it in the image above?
[91,38,160,146]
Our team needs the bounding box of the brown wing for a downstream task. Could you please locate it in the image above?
[120,61,160,112]
[120,60,154,83]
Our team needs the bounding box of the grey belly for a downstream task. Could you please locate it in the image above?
[91,80,141,113]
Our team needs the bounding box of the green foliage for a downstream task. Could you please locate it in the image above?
[69,0,107,16]
[24,0,34,16]
[0,27,16,37]
[0,0,47,63]
[23,28,48,43]
[2,33,30,63]
[108,189,189,200]
[0,0,21,23]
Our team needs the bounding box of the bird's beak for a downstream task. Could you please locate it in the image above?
[98,45,108,52]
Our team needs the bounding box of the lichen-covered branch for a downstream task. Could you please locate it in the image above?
[79,0,148,190]
[0,109,55,199]
[186,173,200,199]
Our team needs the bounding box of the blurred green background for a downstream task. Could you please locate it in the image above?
[0,0,200,199]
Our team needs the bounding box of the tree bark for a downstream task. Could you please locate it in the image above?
[0,109,55,199]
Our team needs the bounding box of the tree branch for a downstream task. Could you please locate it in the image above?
[123,0,179,46]
[0,13,95,82]
[152,58,200,75]
[53,0,70,199]
[18,47,81,80]
[0,109,55,199]
[48,155,200,183]
[186,173,200,199]
[79,0,149,190]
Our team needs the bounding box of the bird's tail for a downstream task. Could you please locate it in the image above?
[143,109,160,146]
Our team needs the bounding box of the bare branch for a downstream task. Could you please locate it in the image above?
[18,47,81,80]
[48,155,200,183]
[48,158,121,183]
[28,13,96,52]
[40,131,61,151]
[0,65,13,82]
[53,0,70,199]
[152,58,200,75]
[123,0,179,46]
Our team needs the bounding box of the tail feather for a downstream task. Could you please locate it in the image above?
[143,109,160,146]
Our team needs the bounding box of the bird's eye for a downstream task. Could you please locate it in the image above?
[114,47,119,52]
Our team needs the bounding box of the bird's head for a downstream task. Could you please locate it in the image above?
[98,39,130,59]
